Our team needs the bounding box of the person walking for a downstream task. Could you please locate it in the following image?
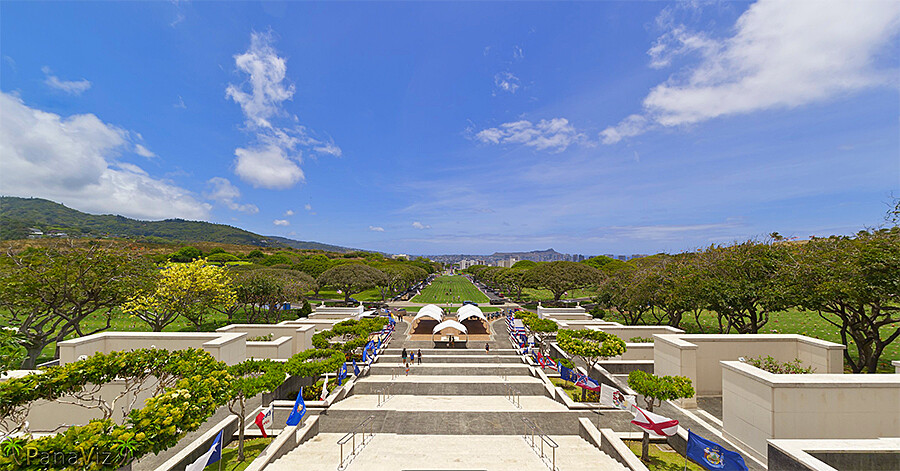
[410,351,415,364]
[417,349,422,364]
[485,343,490,353]
[402,347,408,364]
[405,361,410,376]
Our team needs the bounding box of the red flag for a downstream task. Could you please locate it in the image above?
[254,411,268,438]
[631,405,679,437]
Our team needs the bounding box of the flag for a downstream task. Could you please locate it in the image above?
[574,372,601,392]
[320,375,329,401]
[254,403,274,437]
[559,365,577,383]
[544,356,558,372]
[337,363,347,386]
[353,359,360,376]
[185,430,222,471]
[286,388,306,426]
[631,405,679,437]
[600,384,635,410]
[686,430,749,471]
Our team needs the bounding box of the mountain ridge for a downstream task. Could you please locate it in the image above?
[0,196,355,252]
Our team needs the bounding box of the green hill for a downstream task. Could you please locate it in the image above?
[0,197,354,251]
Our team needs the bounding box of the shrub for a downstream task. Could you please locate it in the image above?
[629,337,654,343]
[247,334,274,342]
[745,356,815,374]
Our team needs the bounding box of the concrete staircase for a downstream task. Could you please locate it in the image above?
[267,322,628,470]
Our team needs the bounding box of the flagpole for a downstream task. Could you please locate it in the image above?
[218,431,223,471]
[683,429,689,471]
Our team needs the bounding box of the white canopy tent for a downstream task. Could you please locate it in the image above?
[456,304,487,323]
[413,304,444,323]
[432,319,468,334]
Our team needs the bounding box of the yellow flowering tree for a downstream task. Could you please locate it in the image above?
[124,259,236,331]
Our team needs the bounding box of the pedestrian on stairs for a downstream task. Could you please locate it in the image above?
[405,361,410,376]
[485,343,490,353]
[410,351,415,364]
[417,349,422,364]
[402,347,408,364]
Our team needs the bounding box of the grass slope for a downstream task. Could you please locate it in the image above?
[411,275,489,304]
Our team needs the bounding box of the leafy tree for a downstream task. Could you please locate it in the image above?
[556,329,626,373]
[123,259,236,331]
[0,329,26,374]
[581,255,617,270]
[227,360,284,462]
[296,299,313,318]
[496,267,529,300]
[169,246,202,262]
[376,264,427,302]
[232,269,315,323]
[594,265,651,325]
[524,261,602,301]
[0,243,154,368]
[514,311,558,354]
[295,254,334,278]
[317,264,387,301]
[511,260,537,269]
[696,241,789,334]
[627,370,694,461]
[206,252,240,264]
[786,228,900,373]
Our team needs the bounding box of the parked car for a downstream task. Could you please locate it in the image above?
[490,299,505,305]
[462,300,478,306]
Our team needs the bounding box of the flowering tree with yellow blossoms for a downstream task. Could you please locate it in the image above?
[124,259,236,331]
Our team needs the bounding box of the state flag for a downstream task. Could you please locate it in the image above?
[599,384,635,411]
[185,430,223,471]
[686,430,749,471]
[631,405,679,437]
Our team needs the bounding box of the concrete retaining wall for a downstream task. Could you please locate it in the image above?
[58,332,247,366]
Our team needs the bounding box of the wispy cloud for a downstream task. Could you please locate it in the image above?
[493,72,520,94]
[304,203,313,211]
[273,219,290,226]
[368,226,385,232]
[174,95,187,109]
[134,144,156,158]
[42,67,91,95]
[226,31,341,189]
[285,209,294,216]
[474,118,586,152]
[412,221,430,230]
[205,177,259,214]
[601,0,900,143]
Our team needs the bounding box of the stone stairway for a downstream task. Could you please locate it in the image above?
[267,320,628,470]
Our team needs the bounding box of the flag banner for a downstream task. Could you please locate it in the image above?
[353,359,360,376]
[686,430,749,471]
[574,372,601,392]
[185,430,223,471]
[631,405,679,437]
[545,356,558,372]
[559,365,577,383]
[337,363,348,386]
[254,411,268,438]
[600,384,635,410]
[320,375,329,401]
[286,388,306,426]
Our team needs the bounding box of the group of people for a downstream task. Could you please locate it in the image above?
[401,347,423,375]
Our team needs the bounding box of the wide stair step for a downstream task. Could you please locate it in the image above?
[379,354,524,364]
[268,433,628,471]
[369,364,531,376]
[315,409,594,435]
[354,377,549,396]
[382,348,520,356]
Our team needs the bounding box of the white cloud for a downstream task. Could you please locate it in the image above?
[226,31,341,189]
[600,114,651,145]
[0,92,210,220]
[602,0,900,142]
[134,144,156,158]
[513,45,524,60]
[493,72,520,94]
[174,95,186,109]
[273,219,290,226]
[475,118,586,152]
[304,203,313,211]
[368,226,385,232]
[412,221,431,230]
[42,67,91,95]
[205,177,259,214]
[285,209,295,216]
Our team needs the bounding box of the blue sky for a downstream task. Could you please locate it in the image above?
[1,1,898,255]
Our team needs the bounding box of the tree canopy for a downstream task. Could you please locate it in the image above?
[524,261,602,301]
[317,264,388,301]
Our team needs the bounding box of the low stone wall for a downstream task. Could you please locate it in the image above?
[537,304,589,320]
[246,336,293,360]
[309,304,364,319]
[721,361,900,463]
[767,438,900,471]
[654,333,845,406]
[217,324,315,354]
[597,427,649,471]
[244,416,319,471]
[58,332,247,366]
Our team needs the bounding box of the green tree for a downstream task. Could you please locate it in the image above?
[557,329,626,374]
[227,360,285,462]
[317,264,387,301]
[0,329,26,374]
[511,260,537,269]
[0,243,154,368]
[524,261,602,301]
[627,370,694,461]
[594,265,651,325]
[123,259,236,331]
[496,267,529,300]
[786,228,900,373]
[232,268,315,324]
[581,255,617,270]
[169,246,202,262]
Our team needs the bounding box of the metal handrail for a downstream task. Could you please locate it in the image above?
[497,355,507,381]
[505,383,521,409]
[521,417,558,471]
[337,415,375,469]
[376,382,394,407]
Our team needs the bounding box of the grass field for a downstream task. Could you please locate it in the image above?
[623,440,704,471]
[401,306,501,313]
[410,275,489,304]
[518,287,599,302]
[601,308,900,373]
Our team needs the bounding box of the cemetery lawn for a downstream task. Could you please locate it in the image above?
[203,437,273,471]
[401,306,500,313]
[601,308,900,373]
[411,275,489,304]
[518,287,599,302]
[623,440,705,471]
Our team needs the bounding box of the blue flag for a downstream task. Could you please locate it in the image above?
[559,365,577,383]
[353,359,360,376]
[286,388,307,426]
[686,430,748,471]
[337,363,348,385]
[207,430,223,465]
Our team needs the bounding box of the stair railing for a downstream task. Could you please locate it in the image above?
[337,415,375,470]
[521,417,557,471]
[505,383,521,409]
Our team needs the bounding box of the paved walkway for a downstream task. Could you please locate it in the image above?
[330,394,568,412]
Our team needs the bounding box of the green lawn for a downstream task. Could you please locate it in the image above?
[401,306,501,313]
[601,308,900,373]
[549,377,598,402]
[518,287,600,302]
[204,437,273,471]
[410,275,489,304]
[623,440,705,471]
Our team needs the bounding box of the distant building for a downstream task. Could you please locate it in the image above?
[572,254,585,262]
[392,254,410,260]
[458,259,486,270]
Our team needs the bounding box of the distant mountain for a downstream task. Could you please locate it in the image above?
[427,248,574,263]
[0,196,355,252]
